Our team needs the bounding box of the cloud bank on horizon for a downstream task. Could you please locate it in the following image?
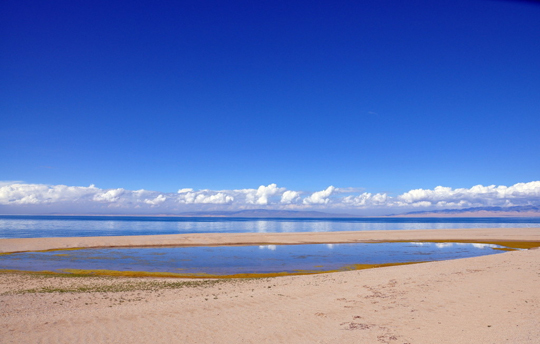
[1,181,539,215]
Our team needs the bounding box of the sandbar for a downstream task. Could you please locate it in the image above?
[2,227,540,253]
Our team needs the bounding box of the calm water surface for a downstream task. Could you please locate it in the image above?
[1,215,539,239]
[0,242,512,276]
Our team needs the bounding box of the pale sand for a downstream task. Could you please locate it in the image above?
[1,228,539,343]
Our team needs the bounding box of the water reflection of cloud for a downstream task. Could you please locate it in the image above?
[255,221,270,233]
[471,243,496,249]
[103,221,118,230]
[435,243,454,248]
[309,222,334,232]
[259,245,277,251]
[410,242,430,246]
[326,244,335,249]
[280,221,297,232]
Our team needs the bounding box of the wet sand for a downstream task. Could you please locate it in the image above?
[1,227,539,343]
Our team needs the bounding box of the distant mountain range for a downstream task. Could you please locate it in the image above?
[36,206,540,218]
[181,206,540,218]
[398,205,540,217]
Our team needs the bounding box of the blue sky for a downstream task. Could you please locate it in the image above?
[1,0,539,214]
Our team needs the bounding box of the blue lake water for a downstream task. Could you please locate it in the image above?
[0,242,511,276]
[0,215,539,239]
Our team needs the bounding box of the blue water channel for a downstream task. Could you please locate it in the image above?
[1,215,539,238]
[0,242,512,276]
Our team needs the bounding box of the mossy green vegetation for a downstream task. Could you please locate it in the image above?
[0,247,87,256]
[0,274,228,295]
[1,261,425,281]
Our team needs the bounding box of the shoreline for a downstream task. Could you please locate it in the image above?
[2,228,540,343]
[2,246,539,343]
[1,227,540,254]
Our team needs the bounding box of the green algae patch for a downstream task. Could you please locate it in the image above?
[491,247,516,252]
[57,268,313,279]
[0,269,67,276]
[480,241,540,249]
[1,275,227,295]
[1,262,425,280]
[14,262,426,279]
[37,247,88,253]
[59,269,202,278]
[0,247,88,255]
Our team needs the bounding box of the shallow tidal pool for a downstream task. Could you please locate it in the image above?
[0,242,515,277]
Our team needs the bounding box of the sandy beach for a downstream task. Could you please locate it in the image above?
[1,227,540,343]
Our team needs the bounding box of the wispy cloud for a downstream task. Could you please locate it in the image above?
[0,181,539,214]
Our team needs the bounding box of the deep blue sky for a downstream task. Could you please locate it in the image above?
[2,0,539,196]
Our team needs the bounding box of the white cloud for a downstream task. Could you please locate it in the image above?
[243,184,285,205]
[93,188,125,203]
[395,181,540,208]
[1,180,539,214]
[180,191,234,204]
[342,192,388,206]
[196,192,234,204]
[144,194,167,206]
[334,187,365,194]
[281,190,301,204]
[0,181,24,187]
[0,183,98,205]
[412,201,432,207]
[303,186,335,204]
[177,188,194,193]
[255,184,283,205]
